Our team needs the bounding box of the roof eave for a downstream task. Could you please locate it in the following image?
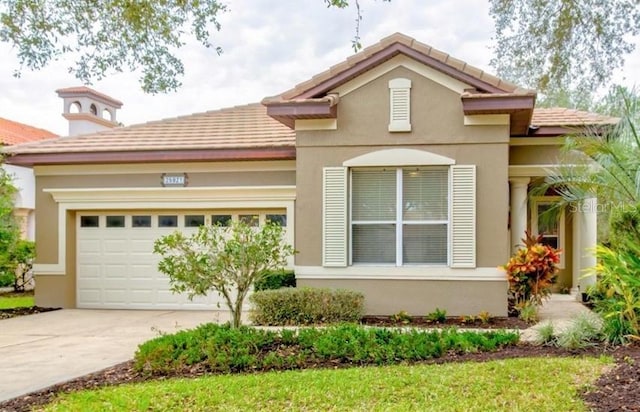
[280,43,509,102]
[264,99,338,128]
[7,147,297,167]
[462,94,536,136]
[528,123,618,137]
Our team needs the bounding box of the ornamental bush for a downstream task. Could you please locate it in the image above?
[253,270,296,291]
[502,231,561,308]
[249,287,364,325]
[588,243,640,344]
[134,323,520,376]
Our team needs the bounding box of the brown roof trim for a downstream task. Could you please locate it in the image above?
[461,94,536,113]
[265,98,338,128]
[7,147,296,167]
[527,124,616,137]
[528,126,574,137]
[461,94,536,137]
[291,43,508,100]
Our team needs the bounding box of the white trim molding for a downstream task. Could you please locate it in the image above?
[295,119,338,131]
[344,149,455,167]
[464,114,510,126]
[295,266,506,281]
[34,186,296,276]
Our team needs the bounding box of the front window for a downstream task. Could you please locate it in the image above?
[351,167,449,265]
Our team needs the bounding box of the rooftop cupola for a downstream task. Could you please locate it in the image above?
[56,86,123,136]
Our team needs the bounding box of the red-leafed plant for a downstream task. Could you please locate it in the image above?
[502,231,561,308]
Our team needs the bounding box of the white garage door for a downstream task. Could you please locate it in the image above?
[76,211,287,309]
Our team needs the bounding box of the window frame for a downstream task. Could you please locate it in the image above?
[531,196,565,269]
[348,166,450,267]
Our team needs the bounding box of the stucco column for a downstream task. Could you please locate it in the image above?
[573,198,598,297]
[509,177,530,253]
[572,207,581,295]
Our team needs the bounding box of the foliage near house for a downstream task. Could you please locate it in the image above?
[253,270,296,291]
[0,163,21,290]
[539,94,640,344]
[249,287,363,325]
[153,221,294,328]
[134,322,519,376]
[502,231,561,313]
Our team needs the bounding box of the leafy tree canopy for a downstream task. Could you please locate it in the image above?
[489,0,640,108]
[1,0,227,94]
[0,0,385,94]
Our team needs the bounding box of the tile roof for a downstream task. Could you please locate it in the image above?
[0,118,57,146]
[531,108,619,126]
[56,86,124,107]
[8,103,295,155]
[264,32,533,105]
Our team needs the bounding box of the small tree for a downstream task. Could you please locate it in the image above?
[9,239,35,292]
[153,220,294,328]
[0,162,21,289]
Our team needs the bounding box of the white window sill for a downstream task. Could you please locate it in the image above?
[296,265,506,281]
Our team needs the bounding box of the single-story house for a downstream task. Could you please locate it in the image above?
[1,117,57,239]
[7,33,617,316]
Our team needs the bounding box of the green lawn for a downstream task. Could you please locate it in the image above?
[0,294,34,309]
[43,356,610,411]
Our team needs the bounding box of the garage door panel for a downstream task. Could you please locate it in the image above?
[78,239,101,254]
[76,212,277,310]
[104,289,127,304]
[77,264,101,278]
[77,289,101,305]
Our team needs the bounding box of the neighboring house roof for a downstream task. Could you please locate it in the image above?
[7,103,296,166]
[0,117,57,146]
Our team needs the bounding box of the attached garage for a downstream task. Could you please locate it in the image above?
[76,210,288,309]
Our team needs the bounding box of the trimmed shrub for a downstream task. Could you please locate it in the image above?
[0,272,13,287]
[253,270,296,291]
[134,323,520,376]
[249,287,364,325]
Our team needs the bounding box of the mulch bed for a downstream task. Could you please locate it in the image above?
[1,343,638,412]
[0,306,59,320]
[360,315,530,329]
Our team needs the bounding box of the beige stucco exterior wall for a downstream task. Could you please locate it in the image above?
[509,145,564,165]
[301,279,508,316]
[295,66,511,315]
[33,162,295,308]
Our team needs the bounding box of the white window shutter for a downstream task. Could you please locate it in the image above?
[450,165,476,268]
[323,167,348,267]
[388,78,412,132]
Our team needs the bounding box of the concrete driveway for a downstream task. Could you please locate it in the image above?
[0,309,227,402]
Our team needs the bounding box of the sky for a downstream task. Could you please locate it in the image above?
[1,0,639,137]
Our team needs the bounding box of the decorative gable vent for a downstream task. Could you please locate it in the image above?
[388,78,412,132]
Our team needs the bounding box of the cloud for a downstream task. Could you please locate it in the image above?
[0,0,638,136]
